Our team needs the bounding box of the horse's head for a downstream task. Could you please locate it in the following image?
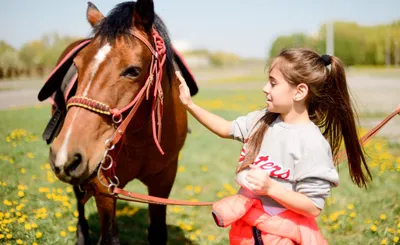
[49,0,170,185]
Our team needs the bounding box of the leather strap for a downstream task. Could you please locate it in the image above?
[335,104,400,164]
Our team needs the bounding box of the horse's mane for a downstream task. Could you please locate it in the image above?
[92,1,174,80]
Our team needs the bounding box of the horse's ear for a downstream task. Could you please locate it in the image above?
[87,2,104,27]
[134,0,154,31]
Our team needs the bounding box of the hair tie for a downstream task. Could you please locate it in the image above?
[321,54,331,66]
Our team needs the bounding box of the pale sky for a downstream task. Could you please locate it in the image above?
[0,0,399,58]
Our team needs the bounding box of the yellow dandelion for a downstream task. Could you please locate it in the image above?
[66,187,73,193]
[16,239,23,244]
[6,234,12,239]
[393,236,399,243]
[60,231,67,237]
[21,168,25,173]
[24,223,32,230]
[32,175,36,180]
[35,231,42,239]
[178,166,185,173]
[55,212,62,218]
[3,200,12,206]
[16,212,22,217]
[1,182,6,186]
[381,238,387,244]
[18,191,25,197]
[9,158,14,164]
[33,243,38,245]
[349,212,356,218]
[371,225,377,232]
[208,235,215,241]
[194,186,201,194]
[68,226,77,232]
[185,224,193,231]
[0,234,4,239]
[380,214,386,220]
[189,234,196,241]
[195,229,201,235]
[347,203,354,210]
[201,165,208,172]
[26,152,34,159]
[185,185,193,191]
[32,223,38,228]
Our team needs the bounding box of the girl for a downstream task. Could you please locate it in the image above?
[177,48,372,245]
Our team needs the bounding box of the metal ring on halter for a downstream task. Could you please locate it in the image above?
[108,176,120,187]
[100,154,114,170]
[78,185,87,194]
[105,138,115,151]
[108,183,117,194]
[97,168,110,188]
[112,113,123,124]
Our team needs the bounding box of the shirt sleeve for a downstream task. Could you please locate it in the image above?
[294,145,339,210]
[230,109,265,142]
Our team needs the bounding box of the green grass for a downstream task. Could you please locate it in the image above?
[0,89,399,245]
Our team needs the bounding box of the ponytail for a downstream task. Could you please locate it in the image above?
[312,55,372,187]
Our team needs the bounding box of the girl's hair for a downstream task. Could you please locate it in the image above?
[238,48,372,188]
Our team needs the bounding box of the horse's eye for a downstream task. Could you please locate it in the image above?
[121,66,141,79]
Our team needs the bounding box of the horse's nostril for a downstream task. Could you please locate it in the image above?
[65,153,83,176]
[54,166,61,175]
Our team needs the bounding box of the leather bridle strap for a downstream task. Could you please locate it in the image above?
[335,104,400,164]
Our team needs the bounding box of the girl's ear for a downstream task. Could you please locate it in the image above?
[294,83,309,102]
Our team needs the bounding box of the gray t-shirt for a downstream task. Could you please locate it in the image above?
[230,109,339,215]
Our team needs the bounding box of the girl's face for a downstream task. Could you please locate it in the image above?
[263,63,298,114]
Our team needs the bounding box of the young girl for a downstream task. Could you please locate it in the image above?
[177,48,372,245]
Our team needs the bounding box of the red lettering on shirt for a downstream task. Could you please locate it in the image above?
[238,147,291,180]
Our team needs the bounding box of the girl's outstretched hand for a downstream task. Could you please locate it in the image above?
[176,71,193,108]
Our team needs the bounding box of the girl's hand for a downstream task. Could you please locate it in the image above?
[176,71,193,108]
[246,164,279,196]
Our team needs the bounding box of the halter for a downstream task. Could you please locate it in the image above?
[66,27,166,153]
[66,27,166,189]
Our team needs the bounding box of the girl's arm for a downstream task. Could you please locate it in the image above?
[177,72,232,138]
[267,183,321,217]
[246,165,321,217]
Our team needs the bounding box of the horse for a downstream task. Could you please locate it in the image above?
[40,1,191,244]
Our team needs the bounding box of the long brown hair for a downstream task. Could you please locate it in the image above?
[238,48,372,188]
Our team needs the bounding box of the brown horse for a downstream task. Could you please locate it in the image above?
[46,1,189,244]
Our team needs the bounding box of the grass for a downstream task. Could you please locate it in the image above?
[0,89,399,245]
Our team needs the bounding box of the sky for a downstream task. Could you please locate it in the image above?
[0,0,399,58]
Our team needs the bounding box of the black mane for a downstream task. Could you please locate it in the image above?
[92,1,174,80]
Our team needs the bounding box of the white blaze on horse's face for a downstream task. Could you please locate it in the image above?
[55,43,112,168]
[83,43,112,96]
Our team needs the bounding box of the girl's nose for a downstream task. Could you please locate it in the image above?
[263,83,269,94]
